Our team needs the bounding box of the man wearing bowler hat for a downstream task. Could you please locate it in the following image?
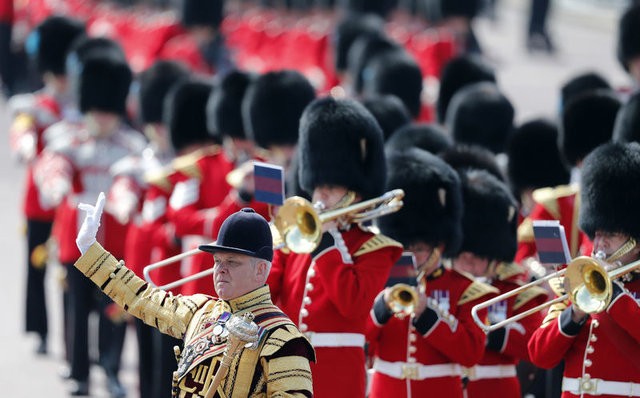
[73,193,315,398]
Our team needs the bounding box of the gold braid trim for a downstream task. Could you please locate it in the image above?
[513,286,548,311]
[495,262,525,281]
[75,243,210,339]
[172,145,221,180]
[262,355,313,397]
[353,234,402,257]
[541,301,568,328]
[457,277,499,306]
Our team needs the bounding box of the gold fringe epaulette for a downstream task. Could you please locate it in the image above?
[548,276,566,297]
[172,145,221,180]
[531,184,580,219]
[495,262,525,282]
[541,301,568,327]
[518,217,535,243]
[457,274,499,306]
[144,167,174,193]
[513,285,548,311]
[353,234,403,257]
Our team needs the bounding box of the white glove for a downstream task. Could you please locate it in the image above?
[76,192,105,255]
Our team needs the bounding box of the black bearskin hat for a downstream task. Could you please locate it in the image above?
[347,32,401,95]
[440,144,505,182]
[207,70,253,140]
[78,53,132,115]
[299,97,386,199]
[446,82,514,154]
[613,92,640,144]
[362,94,411,141]
[34,16,85,75]
[365,49,423,118]
[164,79,215,153]
[436,54,496,123]
[385,123,453,155]
[560,89,620,166]
[138,60,190,125]
[242,70,316,149]
[617,3,640,73]
[457,169,518,262]
[559,71,611,112]
[580,142,640,241]
[180,0,225,29]
[378,148,463,256]
[507,118,570,199]
[333,13,385,72]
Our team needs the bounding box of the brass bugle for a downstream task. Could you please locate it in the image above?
[471,255,640,333]
[387,283,419,317]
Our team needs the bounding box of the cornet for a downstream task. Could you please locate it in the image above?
[143,189,405,288]
[471,252,640,333]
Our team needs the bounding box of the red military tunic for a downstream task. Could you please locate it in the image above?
[268,225,403,398]
[528,274,640,397]
[366,265,497,398]
[516,185,593,265]
[465,262,547,398]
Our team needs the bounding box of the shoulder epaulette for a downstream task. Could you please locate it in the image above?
[260,324,315,361]
[513,285,548,311]
[495,262,526,282]
[144,167,174,193]
[353,234,403,257]
[532,184,580,219]
[517,217,534,243]
[172,145,221,180]
[548,276,566,297]
[541,301,567,327]
[457,277,499,306]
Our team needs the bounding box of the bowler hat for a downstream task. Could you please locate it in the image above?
[199,208,273,261]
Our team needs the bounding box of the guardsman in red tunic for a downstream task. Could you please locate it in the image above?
[515,90,621,266]
[267,97,404,398]
[33,50,146,397]
[367,148,497,398]
[528,142,640,398]
[112,60,190,398]
[7,15,84,355]
[450,169,546,397]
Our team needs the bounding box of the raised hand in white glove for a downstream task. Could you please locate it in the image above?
[76,192,105,255]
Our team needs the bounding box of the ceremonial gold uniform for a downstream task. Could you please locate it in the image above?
[75,243,315,398]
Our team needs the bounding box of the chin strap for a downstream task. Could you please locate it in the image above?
[597,237,637,265]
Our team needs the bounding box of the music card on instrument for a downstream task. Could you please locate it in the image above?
[385,252,418,287]
[253,162,285,206]
[533,220,572,264]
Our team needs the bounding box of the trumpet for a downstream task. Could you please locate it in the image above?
[143,189,405,288]
[274,189,405,254]
[388,283,419,318]
[471,255,640,333]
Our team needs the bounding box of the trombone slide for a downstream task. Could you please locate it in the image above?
[143,242,215,290]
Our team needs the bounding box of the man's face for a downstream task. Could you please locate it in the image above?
[407,241,439,276]
[453,252,490,278]
[592,230,639,264]
[312,185,350,209]
[213,252,264,300]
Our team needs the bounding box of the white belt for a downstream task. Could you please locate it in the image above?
[373,358,462,380]
[305,332,365,348]
[563,377,640,396]
[464,365,517,381]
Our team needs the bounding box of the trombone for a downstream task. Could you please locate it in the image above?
[471,255,640,333]
[143,189,405,288]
